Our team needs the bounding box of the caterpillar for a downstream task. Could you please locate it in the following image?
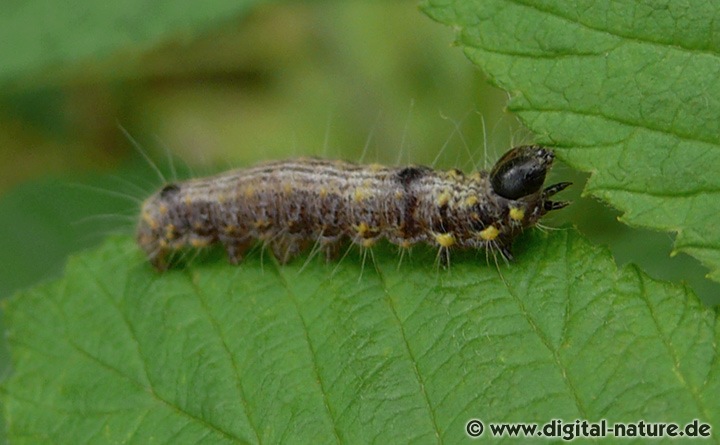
[136,145,570,270]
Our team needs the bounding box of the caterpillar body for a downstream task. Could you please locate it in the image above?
[136,145,570,270]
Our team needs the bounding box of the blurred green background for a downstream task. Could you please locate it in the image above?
[1,1,718,440]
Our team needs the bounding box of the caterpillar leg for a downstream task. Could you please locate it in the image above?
[270,236,308,264]
[543,182,572,197]
[322,241,343,262]
[149,249,170,271]
[438,247,450,268]
[544,200,570,211]
[499,245,514,262]
[543,182,572,212]
[223,238,252,265]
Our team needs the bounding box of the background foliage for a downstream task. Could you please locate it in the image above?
[1,0,719,443]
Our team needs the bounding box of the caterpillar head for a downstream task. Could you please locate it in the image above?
[470,146,571,260]
[490,145,570,212]
[490,145,554,199]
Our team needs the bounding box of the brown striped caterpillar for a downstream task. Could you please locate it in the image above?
[136,145,570,270]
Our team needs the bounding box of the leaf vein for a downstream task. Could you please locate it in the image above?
[81,258,245,443]
[273,263,343,444]
[375,268,443,444]
[187,271,263,444]
[503,231,587,416]
[67,337,243,443]
[510,105,720,148]
[633,267,712,421]
[508,0,720,59]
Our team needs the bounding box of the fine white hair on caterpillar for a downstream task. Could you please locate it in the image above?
[136,146,571,271]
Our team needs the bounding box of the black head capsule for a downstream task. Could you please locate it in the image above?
[490,145,554,199]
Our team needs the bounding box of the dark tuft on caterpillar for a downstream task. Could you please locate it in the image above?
[136,145,570,270]
[160,183,181,198]
[396,166,429,185]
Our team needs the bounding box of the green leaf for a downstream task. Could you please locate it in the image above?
[421,0,720,283]
[0,0,264,85]
[3,231,718,443]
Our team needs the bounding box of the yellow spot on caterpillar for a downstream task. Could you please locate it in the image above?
[435,233,455,248]
[190,238,210,248]
[158,239,168,248]
[283,183,293,194]
[479,225,499,241]
[356,222,370,236]
[159,204,168,215]
[244,187,255,199]
[216,194,226,204]
[447,169,462,179]
[224,225,237,234]
[354,187,370,202]
[164,224,176,239]
[254,219,269,228]
[437,190,452,206]
[362,238,376,248]
[509,207,525,221]
[465,196,478,207]
[470,172,483,181]
[400,240,412,249]
[142,212,159,230]
[319,187,328,198]
[395,190,404,199]
[369,163,383,172]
